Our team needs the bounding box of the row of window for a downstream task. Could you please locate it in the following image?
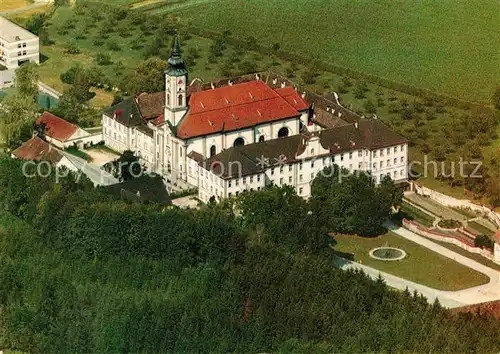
[373,145,405,158]
[376,169,405,182]
[17,50,27,56]
[17,43,27,48]
[373,157,405,170]
[204,168,406,200]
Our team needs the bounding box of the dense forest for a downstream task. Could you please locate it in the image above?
[0,157,499,353]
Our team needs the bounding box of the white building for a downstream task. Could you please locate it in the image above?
[36,111,100,149]
[0,16,39,69]
[102,36,408,202]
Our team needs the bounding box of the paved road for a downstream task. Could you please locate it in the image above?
[0,0,50,15]
[336,222,500,308]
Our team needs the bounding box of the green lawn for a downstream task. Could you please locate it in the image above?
[65,146,92,162]
[172,0,500,104]
[332,232,490,291]
[468,220,496,237]
[399,201,435,227]
[432,239,500,272]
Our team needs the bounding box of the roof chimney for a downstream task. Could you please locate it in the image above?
[281,82,286,88]
[255,74,260,80]
[136,191,141,197]
[301,91,306,99]
[249,92,254,100]
[200,102,205,108]
[225,97,230,104]
[272,78,277,85]
[355,122,359,129]
[211,82,215,89]
[228,80,233,86]
[326,107,330,112]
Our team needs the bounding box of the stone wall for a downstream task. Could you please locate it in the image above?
[410,182,500,228]
[402,219,497,263]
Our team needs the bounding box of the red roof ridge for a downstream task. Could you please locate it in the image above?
[36,111,79,142]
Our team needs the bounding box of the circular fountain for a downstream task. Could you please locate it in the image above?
[369,247,407,261]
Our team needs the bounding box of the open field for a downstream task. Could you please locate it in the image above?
[164,0,500,104]
[0,0,29,12]
[332,231,490,291]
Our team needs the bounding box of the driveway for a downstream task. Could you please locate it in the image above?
[85,148,118,167]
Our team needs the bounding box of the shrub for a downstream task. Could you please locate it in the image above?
[474,234,494,250]
[93,38,104,46]
[65,43,80,54]
[60,65,82,84]
[437,219,461,229]
[107,42,121,51]
[95,53,113,66]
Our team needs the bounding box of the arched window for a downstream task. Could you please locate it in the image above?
[210,145,216,157]
[178,94,183,106]
[233,137,245,147]
[167,93,170,106]
[278,127,289,138]
[259,135,265,143]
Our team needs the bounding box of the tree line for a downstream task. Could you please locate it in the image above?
[0,156,499,353]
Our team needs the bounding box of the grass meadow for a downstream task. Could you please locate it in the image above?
[164,0,500,104]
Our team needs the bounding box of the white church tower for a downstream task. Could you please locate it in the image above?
[164,35,188,126]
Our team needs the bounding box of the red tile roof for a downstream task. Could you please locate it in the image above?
[150,114,164,126]
[274,87,310,111]
[11,136,63,164]
[176,81,303,139]
[36,111,78,142]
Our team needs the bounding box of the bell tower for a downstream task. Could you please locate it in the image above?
[164,35,188,126]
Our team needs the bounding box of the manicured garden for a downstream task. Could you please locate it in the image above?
[468,220,496,237]
[332,232,490,291]
[398,201,435,228]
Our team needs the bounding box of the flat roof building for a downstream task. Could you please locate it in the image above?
[0,16,39,69]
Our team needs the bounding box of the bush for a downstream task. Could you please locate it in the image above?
[65,43,80,54]
[95,53,113,66]
[437,219,461,229]
[93,38,104,46]
[364,100,377,114]
[474,234,494,250]
[60,65,82,84]
[107,42,121,51]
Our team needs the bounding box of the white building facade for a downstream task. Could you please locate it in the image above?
[102,36,408,202]
[0,16,39,69]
